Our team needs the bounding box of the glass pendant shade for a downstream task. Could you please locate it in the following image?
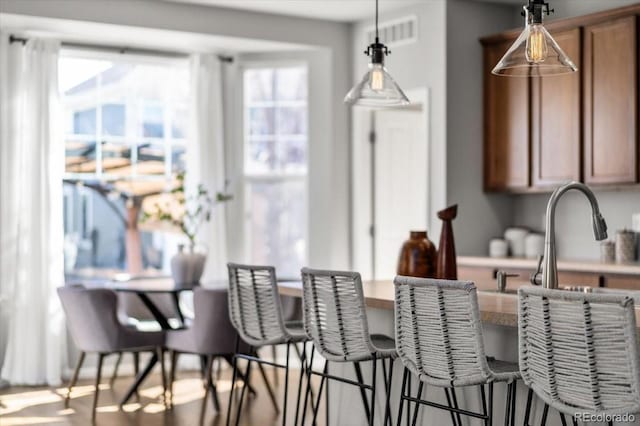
[344,63,410,106]
[492,8,577,77]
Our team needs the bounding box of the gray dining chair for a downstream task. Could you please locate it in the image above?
[111,291,181,385]
[57,286,167,421]
[301,268,397,426]
[518,287,640,426]
[165,286,267,423]
[394,276,521,426]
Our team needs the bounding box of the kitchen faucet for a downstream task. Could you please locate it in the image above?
[530,181,608,289]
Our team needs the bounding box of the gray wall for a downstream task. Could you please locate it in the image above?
[549,0,639,19]
[445,0,519,255]
[511,0,640,260]
[514,190,640,260]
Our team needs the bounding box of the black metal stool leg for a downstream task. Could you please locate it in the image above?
[370,355,377,426]
[450,387,463,426]
[559,413,568,426]
[480,384,490,426]
[444,388,458,426]
[257,360,280,413]
[488,382,494,426]
[301,346,315,426]
[539,404,549,426]
[510,383,517,426]
[504,383,513,426]
[355,362,372,423]
[396,368,409,426]
[234,358,253,426]
[523,388,533,426]
[411,382,424,426]
[311,361,328,426]
[282,343,290,426]
[294,342,307,426]
[383,358,394,426]
[406,375,412,426]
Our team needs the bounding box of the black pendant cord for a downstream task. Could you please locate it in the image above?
[366,0,388,64]
[375,0,379,42]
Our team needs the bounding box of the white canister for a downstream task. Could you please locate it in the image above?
[489,238,509,258]
[504,228,529,258]
[524,233,545,259]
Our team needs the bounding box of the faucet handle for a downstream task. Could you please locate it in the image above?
[530,255,543,286]
[496,270,519,293]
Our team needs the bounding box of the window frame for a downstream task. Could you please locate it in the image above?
[59,48,189,183]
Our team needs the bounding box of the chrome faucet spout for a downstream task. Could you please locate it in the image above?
[542,181,608,289]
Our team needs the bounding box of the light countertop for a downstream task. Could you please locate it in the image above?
[458,255,640,276]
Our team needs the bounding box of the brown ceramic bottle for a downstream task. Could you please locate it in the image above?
[436,204,458,280]
[397,231,437,278]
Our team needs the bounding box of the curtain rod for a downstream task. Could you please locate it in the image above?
[8,35,234,63]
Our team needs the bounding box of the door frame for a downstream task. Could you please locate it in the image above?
[350,87,436,279]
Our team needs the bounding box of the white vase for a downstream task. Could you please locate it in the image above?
[171,244,207,288]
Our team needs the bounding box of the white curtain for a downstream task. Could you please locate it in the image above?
[186,54,228,281]
[0,35,66,385]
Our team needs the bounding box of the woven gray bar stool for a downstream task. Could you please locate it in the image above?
[226,263,312,426]
[300,268,397,426]
[394,276,521,426]
[518,287,640,426]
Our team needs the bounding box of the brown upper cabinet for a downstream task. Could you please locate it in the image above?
[531,28,582,187]
[583,16,638,185]
[483,39,530,191]
[481,5,640,192]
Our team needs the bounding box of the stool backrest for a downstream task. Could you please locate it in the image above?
[301,268,374,362]
[518,287,640,416]
[394,276,494,387]
[227,263,289,346]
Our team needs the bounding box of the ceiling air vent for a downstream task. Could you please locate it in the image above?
[365,15,418,48]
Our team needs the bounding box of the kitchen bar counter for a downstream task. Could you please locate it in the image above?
[280,280,640,425]
[278,279,640,328]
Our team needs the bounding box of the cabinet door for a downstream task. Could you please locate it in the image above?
[531,28,582,187]
[484,40,530,191]
[584,16,638,184]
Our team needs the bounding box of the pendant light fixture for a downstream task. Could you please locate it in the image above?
[492,0,577,77]
[344,0,409,106]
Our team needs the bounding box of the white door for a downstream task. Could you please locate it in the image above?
[373,108,428,279]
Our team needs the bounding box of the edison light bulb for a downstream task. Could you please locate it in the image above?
[369,64,385,91]
[526,24,548,63]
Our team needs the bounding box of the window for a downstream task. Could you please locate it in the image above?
[59,52,189,274]
[243,66,308,278]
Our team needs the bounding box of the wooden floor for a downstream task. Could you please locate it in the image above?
[0,365,323,426]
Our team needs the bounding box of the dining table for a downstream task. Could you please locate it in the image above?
[97,277,227,406]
